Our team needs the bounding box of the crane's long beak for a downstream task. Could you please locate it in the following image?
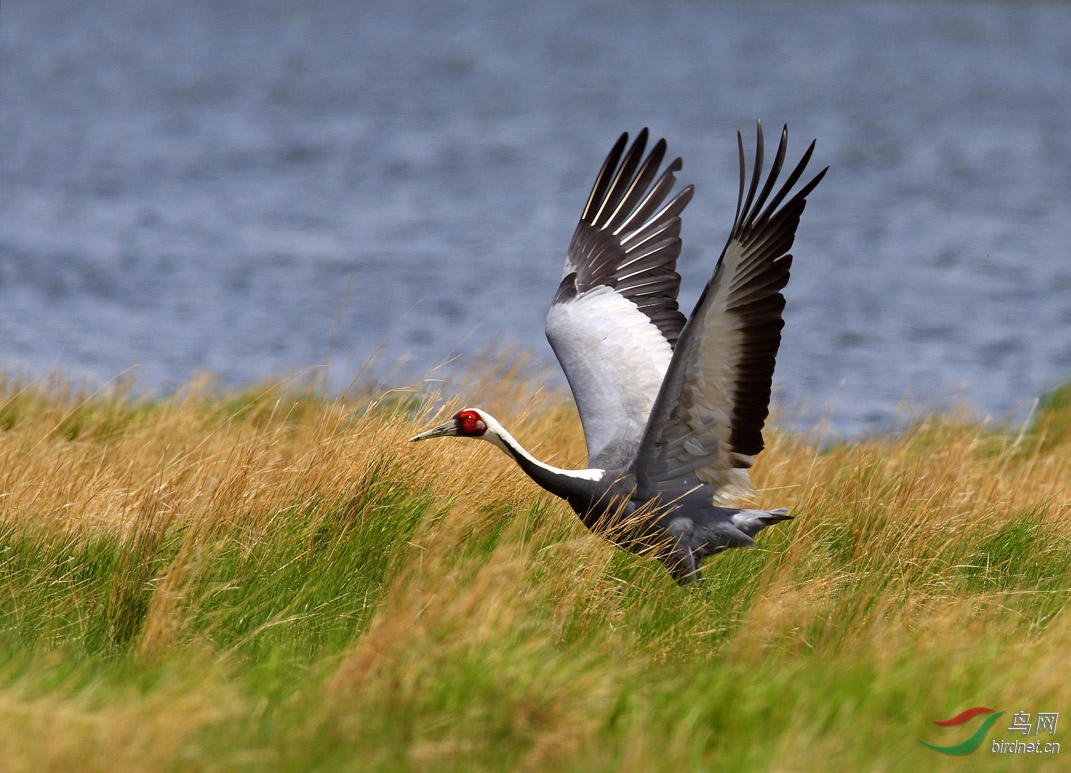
[409,420,458,442]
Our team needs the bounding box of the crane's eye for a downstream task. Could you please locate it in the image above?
[455,410,487,436]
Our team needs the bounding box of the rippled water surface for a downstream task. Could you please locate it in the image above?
[3,0,1071,434]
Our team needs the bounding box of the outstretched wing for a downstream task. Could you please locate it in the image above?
[546,129,694,470]
[634,123,826,499]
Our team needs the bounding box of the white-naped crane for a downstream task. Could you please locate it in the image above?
[411,123,826,583]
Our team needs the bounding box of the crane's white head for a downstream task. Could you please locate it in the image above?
[409,408,490,442]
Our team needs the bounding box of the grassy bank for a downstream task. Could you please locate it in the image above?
[0,365,1068,771]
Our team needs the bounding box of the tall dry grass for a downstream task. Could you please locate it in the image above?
[0,362,1069,770]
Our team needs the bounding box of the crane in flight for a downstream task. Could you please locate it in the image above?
[411,123,825,583]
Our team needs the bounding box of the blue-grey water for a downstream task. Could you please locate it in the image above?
[2,0,1071,435]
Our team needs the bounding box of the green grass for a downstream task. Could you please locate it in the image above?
[0,370,1068,770]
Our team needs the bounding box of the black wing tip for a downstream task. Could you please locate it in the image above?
[733,122,825,238]
[586,129,675,225]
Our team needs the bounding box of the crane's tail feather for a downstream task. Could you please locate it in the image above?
[730,507,792,538]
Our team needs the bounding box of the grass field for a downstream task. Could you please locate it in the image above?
[0,362,1068,771]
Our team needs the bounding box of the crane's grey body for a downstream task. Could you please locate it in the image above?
[412,124,824,583]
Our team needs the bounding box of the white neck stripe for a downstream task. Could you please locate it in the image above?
[477,413,605,482]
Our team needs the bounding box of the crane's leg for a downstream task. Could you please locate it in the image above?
[664,518,703,584]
